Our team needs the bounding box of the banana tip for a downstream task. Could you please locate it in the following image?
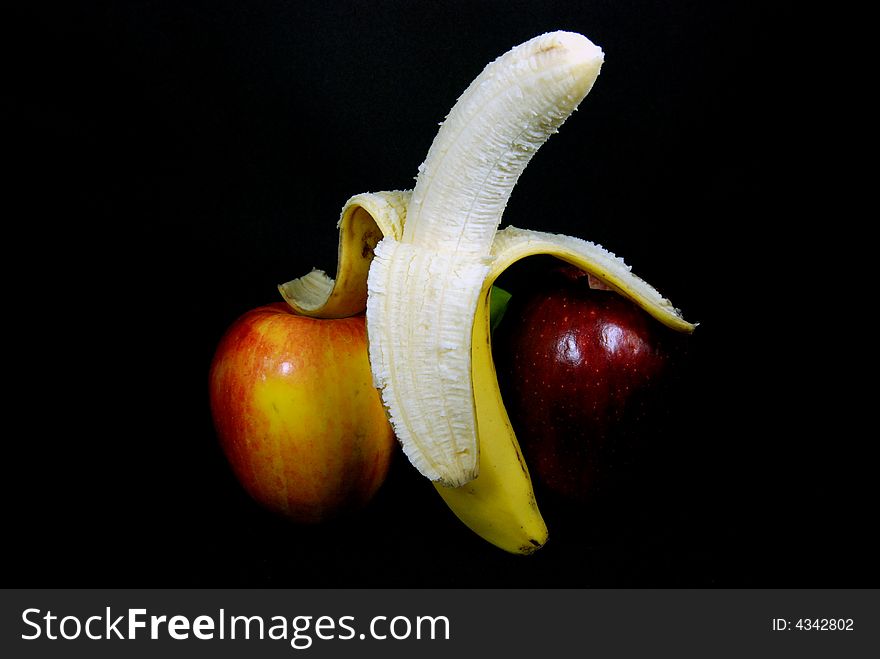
[542,30,604,65]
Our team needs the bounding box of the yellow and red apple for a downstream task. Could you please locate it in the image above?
[209,303,395,523]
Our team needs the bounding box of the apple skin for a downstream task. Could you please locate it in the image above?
[209,303,395,523]
[493,265,679,503]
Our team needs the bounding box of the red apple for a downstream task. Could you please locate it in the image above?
[209,303,396,523]
[492,264,681,503]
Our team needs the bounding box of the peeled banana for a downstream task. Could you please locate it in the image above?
[281,31,695,554]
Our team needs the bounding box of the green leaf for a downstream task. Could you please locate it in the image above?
[489,286,512,334]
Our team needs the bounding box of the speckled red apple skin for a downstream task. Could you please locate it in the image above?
[493,265,673,502]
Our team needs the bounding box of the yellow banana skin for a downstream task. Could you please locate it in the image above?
[279,191,408,318]
[433,280,547,554]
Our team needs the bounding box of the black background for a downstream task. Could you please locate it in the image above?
[10,1,868,588]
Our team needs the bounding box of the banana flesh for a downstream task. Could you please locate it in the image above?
[368,31,605,488]
[280,31,695,554]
